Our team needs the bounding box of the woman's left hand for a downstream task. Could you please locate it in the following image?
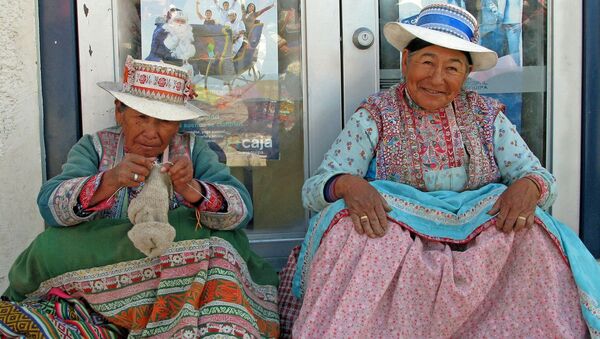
[487,177,541,233]
[162,157,202,204]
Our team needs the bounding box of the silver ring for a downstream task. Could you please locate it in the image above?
[517,215,527,221]
[133,173,139,182]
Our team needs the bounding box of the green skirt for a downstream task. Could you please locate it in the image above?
[2,207,279,338]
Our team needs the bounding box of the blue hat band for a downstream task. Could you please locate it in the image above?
[416,13,475,42]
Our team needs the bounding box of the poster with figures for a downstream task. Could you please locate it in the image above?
[397,0,525,130]
[141,0,280,166]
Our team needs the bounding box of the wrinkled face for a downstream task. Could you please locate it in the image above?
[401,45,471,111]
[115,101,180,157]
[228,13,236,22]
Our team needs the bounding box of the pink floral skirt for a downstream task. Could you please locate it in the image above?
[293,217,587,338]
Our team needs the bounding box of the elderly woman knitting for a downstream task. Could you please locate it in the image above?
[1,57,279,338]
[290,4,599,337]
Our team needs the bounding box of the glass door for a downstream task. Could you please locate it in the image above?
[77,0,308,268]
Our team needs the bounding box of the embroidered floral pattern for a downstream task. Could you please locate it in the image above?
[383,191,500,225]
[199,184,248,230]
[179,180,225,212]
[580,289,600,319]
[48,177,93,226]
[28,238,278,338]
[78,173,116,213]
[361,83,502,190]
[123,56,190,104]
[198,181,225,212]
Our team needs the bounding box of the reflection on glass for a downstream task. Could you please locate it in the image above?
[118,0,305,233]
[378,0,547,162]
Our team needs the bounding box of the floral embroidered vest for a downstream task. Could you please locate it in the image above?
[359,83,503,191]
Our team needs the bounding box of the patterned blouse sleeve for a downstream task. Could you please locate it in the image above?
[190,135,252,230]
[37,135,103,227]
[177,180,226,212]
[493,111,557,210]
[302,108,379,212]
[76,172,118,213]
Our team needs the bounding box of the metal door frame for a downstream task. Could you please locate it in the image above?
[39,0,81,179]
[581,0,600,257]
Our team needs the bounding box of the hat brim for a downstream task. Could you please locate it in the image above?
[383,22,498,71]
[97,82,206,121]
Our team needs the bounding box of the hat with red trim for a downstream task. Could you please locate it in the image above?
[98,56,205,121]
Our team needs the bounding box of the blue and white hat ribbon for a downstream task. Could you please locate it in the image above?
[415,4,479,43]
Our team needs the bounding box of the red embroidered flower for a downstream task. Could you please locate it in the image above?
[157,77,167,87]
[139,74,147,84]
[175,81,182,91]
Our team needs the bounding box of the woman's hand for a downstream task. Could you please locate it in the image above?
[161,156,202,204]
[108,153,155,188]
[89,154,155,206]
[335,174,392,238]
[487,177,541,233]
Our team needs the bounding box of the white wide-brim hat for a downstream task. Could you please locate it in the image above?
[98,56,206,121]
[383,3,498,71]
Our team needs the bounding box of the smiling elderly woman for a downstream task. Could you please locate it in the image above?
[1,57,279,338]
[287,4,600,337]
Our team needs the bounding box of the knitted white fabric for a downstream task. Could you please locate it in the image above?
[127,165,176,257]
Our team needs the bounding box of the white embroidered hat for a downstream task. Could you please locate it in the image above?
[98,56,205,121]
[383,3,498,71]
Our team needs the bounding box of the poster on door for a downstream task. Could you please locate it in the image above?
[398,0,525,130]
[141,0,281,166]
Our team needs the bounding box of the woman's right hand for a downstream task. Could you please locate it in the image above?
[107,153,156,189]
[335,174,392,238]
[87,154,155,207]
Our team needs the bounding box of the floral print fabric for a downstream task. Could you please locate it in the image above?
[293,218,587,338]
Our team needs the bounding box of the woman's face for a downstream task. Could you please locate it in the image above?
[401,45,471,111]
[115,101,180,157]
[248,3,255,13]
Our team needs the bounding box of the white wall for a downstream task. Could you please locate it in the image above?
[0,0,44,292]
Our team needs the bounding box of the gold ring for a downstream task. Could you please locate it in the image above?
[359,215,369,222]
[133,173,139,182]
[517,215,527,221]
